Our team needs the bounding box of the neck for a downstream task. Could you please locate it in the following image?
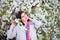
[22,21,27,25]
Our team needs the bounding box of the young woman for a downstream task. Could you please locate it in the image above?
[7,11,42,40]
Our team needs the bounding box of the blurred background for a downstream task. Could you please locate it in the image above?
[0,0,60,40]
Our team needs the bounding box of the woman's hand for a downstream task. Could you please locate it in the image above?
[28,18,32,21]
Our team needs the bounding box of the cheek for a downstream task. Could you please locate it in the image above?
[22,18,26,21]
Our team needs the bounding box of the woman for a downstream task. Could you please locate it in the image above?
[7,11,42,40]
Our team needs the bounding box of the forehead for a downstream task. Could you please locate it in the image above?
[21,13,26,16]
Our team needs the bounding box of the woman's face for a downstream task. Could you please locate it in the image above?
[21,12,28,22]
